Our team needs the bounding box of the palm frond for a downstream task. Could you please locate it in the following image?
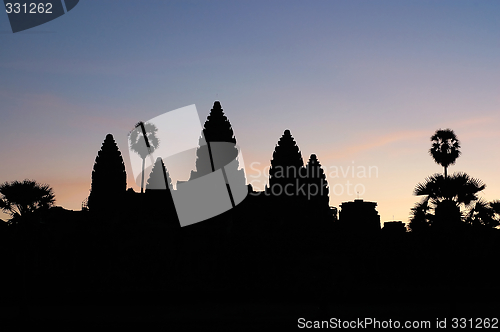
[413,173,444,197]
[489,200,500,214]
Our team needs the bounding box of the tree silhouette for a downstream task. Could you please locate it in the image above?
[268,129,304,196]
[88,134,127,212]
[0,179,55,223]
[146,157,173,191]
[408,197,432,233]
[429,129,461,179]
[465,199,500,229]
[129,122,159,193]
[189,101,238,180]
[413,172,485,229]
[414,172,485,206]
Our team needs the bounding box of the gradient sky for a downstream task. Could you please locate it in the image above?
[1,0,499,225]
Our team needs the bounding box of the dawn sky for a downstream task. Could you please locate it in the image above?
[1,0,499,224]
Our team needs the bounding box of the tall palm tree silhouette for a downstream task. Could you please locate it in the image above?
[429,129,461,179]
[129,121,159,193]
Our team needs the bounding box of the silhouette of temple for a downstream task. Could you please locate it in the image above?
[146,157,173,191]
[4,104,500,324]
[87,133,127,212]
[304,153,330,211]
[189,100,239,181]
[338,199,381,233]
[267,129,304,197]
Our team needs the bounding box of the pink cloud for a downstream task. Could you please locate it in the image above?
[325,130,429,160]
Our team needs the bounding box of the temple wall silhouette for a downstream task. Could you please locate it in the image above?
[338,199,381,233]
[88,134,127,214]
[382,220,406,234]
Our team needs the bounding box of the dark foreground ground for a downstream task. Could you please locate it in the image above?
[2,288,500,329]
[1,205,499,329]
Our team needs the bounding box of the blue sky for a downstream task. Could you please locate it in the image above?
[1,0,499,223]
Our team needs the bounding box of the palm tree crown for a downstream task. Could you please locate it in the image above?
[412,172,485,230]
[429,128,461,178]
[466,199,500,228]
[129,122,159,160]
[414,172,485,208]
[0,179,55,222]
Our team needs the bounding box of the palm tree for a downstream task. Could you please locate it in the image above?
[408,197,432,232]
[413,172,485,229]
[465,199,500,229]
[429,129,461,179]
[0,179,55,223]
[128,121,159,193]
[414,172,485,206]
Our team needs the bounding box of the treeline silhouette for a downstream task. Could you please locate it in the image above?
[1,101,500,325]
